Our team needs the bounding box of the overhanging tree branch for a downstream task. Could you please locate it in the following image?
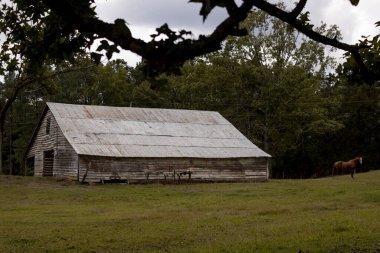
[0,66,92,130]
[6,0,375,76]
[290,0,307,18]
[247,0,367,53]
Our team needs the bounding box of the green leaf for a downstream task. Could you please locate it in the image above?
[96,40,110,52]
[298,12,310,24]
[349,0,360,6]
[90,52,102,64]
[189,0,225,21]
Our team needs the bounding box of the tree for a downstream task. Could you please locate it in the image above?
[329,42,380,171]
[337,29,380,85]
[2,89,42,175]
[0,71,50,174]
[327,25,380,169]
[0,60,91,174]
[165,9,344,178]
[0,0,85,173]
[0,0,377,76]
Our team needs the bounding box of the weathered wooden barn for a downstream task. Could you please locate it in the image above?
[25,102,271,183]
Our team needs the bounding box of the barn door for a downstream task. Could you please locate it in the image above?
[43,150,54,176]
[25,156,35,176]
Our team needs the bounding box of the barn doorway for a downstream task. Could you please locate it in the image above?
[43,150,54,176]
[25,156,35,176]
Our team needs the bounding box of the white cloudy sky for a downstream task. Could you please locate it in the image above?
[94,0,380,66]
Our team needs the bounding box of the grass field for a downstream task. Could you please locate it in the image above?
[0,171,379,253]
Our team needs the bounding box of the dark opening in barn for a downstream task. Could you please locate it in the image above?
[43,150,54,176]
[26,156,35,176]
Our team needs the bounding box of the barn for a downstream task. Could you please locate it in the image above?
[24,102,271,183]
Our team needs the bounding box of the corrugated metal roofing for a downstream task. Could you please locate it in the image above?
[47,102,270,158]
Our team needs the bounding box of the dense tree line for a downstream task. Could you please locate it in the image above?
[1,9,379,178]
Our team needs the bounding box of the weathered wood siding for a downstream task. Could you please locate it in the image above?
[26,110,78,178]
[26,104,270,183]
[79,156,268,183]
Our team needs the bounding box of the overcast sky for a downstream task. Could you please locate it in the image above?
[94,0,380,66]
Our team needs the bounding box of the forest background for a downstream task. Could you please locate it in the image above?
[1,8,379,179]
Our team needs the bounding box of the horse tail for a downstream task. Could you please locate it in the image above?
[332,161,342,177]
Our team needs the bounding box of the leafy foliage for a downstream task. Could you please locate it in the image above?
[337,35,380,85]
[0,0,375,75]
[0,1,93,75]
[161,10,348,178]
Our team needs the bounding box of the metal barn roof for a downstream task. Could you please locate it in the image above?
[47,102,270,158]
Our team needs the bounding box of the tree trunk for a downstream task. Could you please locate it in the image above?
[9,106,13,175]
[263,109,270,152]
[9,139,13,175]
[0,128,3,174]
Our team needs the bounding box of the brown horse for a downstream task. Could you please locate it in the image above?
[332,157,363,179]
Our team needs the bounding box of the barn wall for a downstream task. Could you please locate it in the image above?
[78,156,268,183]
[26,110,78,178]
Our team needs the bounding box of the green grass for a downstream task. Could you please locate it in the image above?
[1,171,380,253]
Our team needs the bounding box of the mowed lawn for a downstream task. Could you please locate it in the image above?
[0,171,379,253]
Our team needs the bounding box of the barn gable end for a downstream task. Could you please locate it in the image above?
[25,108,78,179]
[25,103,270,183]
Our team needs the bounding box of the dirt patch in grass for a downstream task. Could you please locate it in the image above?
[0,175,77,187]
